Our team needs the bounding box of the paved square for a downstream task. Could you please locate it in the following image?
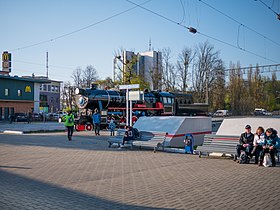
[0,131,279,210]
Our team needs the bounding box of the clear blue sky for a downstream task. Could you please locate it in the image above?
[1,0,280,83]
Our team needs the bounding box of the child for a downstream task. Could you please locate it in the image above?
[108,118,116,136]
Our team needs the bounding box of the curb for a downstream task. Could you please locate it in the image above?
[1,129,65,134]
[3,130,24,135]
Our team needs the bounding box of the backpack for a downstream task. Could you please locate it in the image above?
[239,151,248,164]
[68,116,74,124]
[132,128,140,139]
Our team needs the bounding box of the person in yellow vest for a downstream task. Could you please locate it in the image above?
[63,111,75,141]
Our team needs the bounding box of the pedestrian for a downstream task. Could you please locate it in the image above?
[236,125,254,163]
[251,126,265,165]
[92,109,101,135]
[260,128,278,167]
[108,117,116,136]
[63,110,75,141]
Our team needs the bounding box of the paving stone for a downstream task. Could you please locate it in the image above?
[0,132,280,209]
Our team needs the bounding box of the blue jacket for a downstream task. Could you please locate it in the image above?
[93,113,101,124]
[264,133,278,149]
[108,120,116,130]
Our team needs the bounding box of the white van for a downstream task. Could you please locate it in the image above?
[254,108,272,116]
[213,110,229,117]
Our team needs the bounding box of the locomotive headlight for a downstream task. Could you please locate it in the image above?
[77,95,88,108]
[78,97,84,105]
[75,88,80,95]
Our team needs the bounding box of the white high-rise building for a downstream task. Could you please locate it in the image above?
[117,50,162,90]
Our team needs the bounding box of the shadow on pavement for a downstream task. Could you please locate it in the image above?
[0,133,131,152]
[0,170,171,210]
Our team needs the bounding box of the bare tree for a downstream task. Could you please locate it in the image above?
[162,48,173,91]
[83,65,99,88]
[177,47,194,92]
[113,48,126,84]
[168,63,178,91]
[71,67,83,88]
[210,59,226,111]
[61,81,76,110]
[192,41,222,103]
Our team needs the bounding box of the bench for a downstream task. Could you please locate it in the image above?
[197,134,239,160]
[107,129,126,147]
[132,131,167,152]
[107,129,140,148]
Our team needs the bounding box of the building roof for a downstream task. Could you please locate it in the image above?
[0,75,62,83]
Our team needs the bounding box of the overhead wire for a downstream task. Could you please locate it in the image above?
[257,0,280,16]
[8,0,152,52]
[199,0,280,48]
[178,0,186,24]
[12,60,111,79]
[126,0,279,64]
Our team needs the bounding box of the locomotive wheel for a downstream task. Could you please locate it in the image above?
[85,124,93,131]
[75,124,85,132]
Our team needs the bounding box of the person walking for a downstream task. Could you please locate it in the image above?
[92,109,101,135]
[63,111,75,141]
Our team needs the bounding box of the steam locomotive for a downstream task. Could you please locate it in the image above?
[74,84,208,131]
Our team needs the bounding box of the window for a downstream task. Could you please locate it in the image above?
[18,90,22,96]
[43,85,47,91]
[55,86,59,92]
[48,85,51,92]
[40,85,42,91]
[51,85,55,92]
[4,89,9,96]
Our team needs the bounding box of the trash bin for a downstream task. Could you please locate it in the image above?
[184,133,194,154]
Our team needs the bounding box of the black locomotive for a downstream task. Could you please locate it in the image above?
[74,84,208,131]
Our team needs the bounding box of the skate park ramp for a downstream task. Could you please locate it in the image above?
[133,116,212,148]
[216,117,280,136]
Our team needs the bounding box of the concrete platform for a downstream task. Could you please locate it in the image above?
[217,117,280,136]
[0,132,279,209]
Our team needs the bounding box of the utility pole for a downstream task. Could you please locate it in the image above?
[113,57,116,83]
[46,51,49,78]
[205,70,209,104]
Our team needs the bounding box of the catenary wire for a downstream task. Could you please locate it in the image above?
[258,0,279,15]
[8,0,152,52]
[199,0,280,48]
[126,0,279,64]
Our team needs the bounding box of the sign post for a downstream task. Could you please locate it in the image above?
[2,51,12,73]
[119,84,140,126]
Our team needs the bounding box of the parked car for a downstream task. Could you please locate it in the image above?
[32,113,41,121]
[213,110,229,117]
[57,111,67,118]
[254,108,272,116]
[14,113,28,122]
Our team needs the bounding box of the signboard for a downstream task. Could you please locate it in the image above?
[129,91,141,101]
[2,51,11,72]
[25,86,32,92]
[119,84,139,90]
